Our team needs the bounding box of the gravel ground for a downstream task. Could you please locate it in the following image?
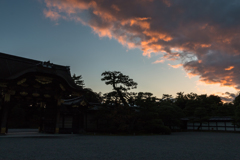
[1,132,240,160]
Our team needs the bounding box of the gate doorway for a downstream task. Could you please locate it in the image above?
[7,103,41,130]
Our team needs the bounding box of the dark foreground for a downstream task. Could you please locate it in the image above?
[1,132,240,160]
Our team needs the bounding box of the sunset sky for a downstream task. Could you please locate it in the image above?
[1,0,239,101]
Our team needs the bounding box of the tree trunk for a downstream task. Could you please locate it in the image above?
[112,78,129,107]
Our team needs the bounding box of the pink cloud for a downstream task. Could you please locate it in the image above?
[152,59,165,64]
[168,64,183,68]
[43,0,240,90]
[43,9,61,21]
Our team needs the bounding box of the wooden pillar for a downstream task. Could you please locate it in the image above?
[38,102,44,133]
[55,109,60,134]
[55,99,61,134]
[0,105,8,134]
[0,94,10,134]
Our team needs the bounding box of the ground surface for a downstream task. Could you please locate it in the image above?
[1,130,240,160]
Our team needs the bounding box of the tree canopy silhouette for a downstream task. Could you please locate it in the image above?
[72,74,85,88]
[101,71,137,107]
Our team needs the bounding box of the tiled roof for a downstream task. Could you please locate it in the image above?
[0,52,82,91]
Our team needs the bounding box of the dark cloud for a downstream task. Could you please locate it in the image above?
[44,0,240,90]
[219,92,238,102]
[184,51,240,89]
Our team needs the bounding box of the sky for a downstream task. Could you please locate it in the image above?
[1,0,239,102]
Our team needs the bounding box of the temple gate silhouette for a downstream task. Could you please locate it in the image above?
[0,52,88,134]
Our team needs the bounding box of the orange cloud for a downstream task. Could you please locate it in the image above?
[43,9,61,21]
[186,72,197,79]
[91,27,112,38]
[168,64,183,68]
[143,31,172,42]
[201,44,211,48]
[43,0,240,91]
[225,66,234,71]
[135,17,151,21]
[152,59,165,64]
[93,10,116,22]
[120,18,151,30]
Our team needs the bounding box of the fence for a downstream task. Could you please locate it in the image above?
[186,117,240,132]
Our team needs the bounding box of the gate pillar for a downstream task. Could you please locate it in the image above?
[0,94,10,134]
[55,99,62,134]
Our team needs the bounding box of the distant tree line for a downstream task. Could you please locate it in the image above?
[90,71,240,134]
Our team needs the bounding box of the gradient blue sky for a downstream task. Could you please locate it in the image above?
[0,0,238,100]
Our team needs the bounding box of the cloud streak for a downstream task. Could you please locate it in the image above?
[225,66,234,71]
[168,64,182,68]
[152,58,165,64]
[215,92,238,103]
[43,0,240,90]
